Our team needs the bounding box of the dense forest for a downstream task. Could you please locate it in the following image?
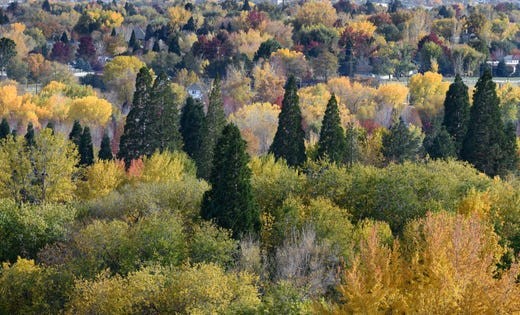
[0,0,520,313]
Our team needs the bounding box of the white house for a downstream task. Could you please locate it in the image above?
[187,83,203,100]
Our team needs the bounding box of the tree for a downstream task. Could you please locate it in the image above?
[241,0,251,11]
[198,78,226,179]
[461,70,513,177]
[24,123,35,147]
[382,118,424,163]
[345,123,363,166]
[99,133,113,161]
[0,37,16,77]
[41,0,51,12]
[442,74,470,157]
[180,96,205,162]
[69,120,82,148]
[317,94,346,164]
[425,125,456,159]
[128,30,139,51]
[79,126,94,166]
[269,76,306,167]
[118,67,153,167]
[201,123,259,238]
[45,122,55,135]
[0,118,10,139]
[151,72,182,152]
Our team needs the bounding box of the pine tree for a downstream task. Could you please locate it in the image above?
[129,30,139,51]
[344,123,362,166]
[25,123,35,147]
[382,118,424,163]
[42,0,50,12]
[442,74,470,157]
[180,96,205,162]
[183,16,196,32]
[198,77,226,179]
[269,76,306,167]
[152,40,160,52]
[461,70,512,177]
[111,28,117,37]
[151,72,182,152]
[201,123,259,238]
[501,121,519,172]
[425,125,456,159]
[0,118,10,139]
[98,133,113,160]
[60,32,69,44]
[79,126,94,166]
[118,67,153,167]
[69,120,82,148]
[317,94,347,163]
[168,36,181,55]
[241,0,251,11]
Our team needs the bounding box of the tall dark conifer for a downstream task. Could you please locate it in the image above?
[201,123,259,238]
[69,120,82,147]
[425,125,456,159]
[269,76,306,167]
[118,67,153,167]
[461,70,512,177]
[344,123,362,166]
[180,96,205,162]
[129,30,139,51]
[198,77,226,179]
[0,118,10,139]
[151,72,182,152]
[99,133,113,160]
[317,94,347,163]
[25,123,35,147]
[382,117,423,163]
[79,126,94,166]
[442,74,470,157]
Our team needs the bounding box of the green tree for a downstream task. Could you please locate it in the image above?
[442,74,470,156]
[0,118,10,139]
[501,121,519,173]
[45,122,55,135]
[118,67,153,167]
[425,125,456,159]
[69,120,83,148]
[201,124,260,238]
[79,126,94,166]
[0,37,16,76]
[382,118,424,163]
[344,123,363,166]
[198,77,226,179]
[461,70,513,177]
[151,72,182,152]
[254,39,281,62]
[317,94,346,163]
[128,30,139,51]
[242,0,251,11]
[180,96,205,162]
[269,76,306,167]
[24,123,35,147]
[98,133,113,160]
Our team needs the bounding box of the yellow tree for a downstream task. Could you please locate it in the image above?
[167,6,191,30]
[269,48,310,80]
[294,0,337,28]
[408,71,449,121]
[222,67,253,113]
[76,160,126,200]
[231,30,272,60]
[68,96,113,127]
[103,56,145,104]
[252,62,285,104]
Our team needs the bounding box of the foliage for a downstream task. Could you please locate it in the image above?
[317,94,347,164]
[382,118,424,163]
[443,74,470,156]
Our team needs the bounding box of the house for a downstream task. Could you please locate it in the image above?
[487,54,520,75]
[187,83,203,100]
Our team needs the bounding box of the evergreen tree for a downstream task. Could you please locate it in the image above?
[151,72,182,152]
[425,125,456,159]
[442,74,470,157]
[79,126,94,166]
[25,123,35,147]
[198,77,226,179]
[253,38,281,62]
[111,27,117,37]
[180,96,205,162]
[98,133,113,160]
[152,40,160,52]
[42,0,50,12]
[501,121,519,172]
[0,118,10,139]
[496,60,509,77]
[168,36,181,55]
[60,32,69,44]
[201,123,259,238]
[269,76,306,167]
[118,67,153,167]
[461,70,512,177]
[145,24,154,41]
[45,122,55,135]
[317,94,347,163]
[129,30,139,51]
[344,123,362,166]
[382,118,424,163]
[241,0,251,11]
[183,16,196,32]
[69,120,82,148]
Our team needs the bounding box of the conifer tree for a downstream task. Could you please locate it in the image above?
[98,133,113,160]
[151,72,182,152]
[42,0,51,12]
[241,0,251,11]
[152,40,160,52]
[201,123,259,238]
[269,76,306,167]
[442,74,470,157]
[198,77,226,179]
[129,30,139,51]
[461,70,513,176]
[111,28,117,37]
[317,94,347,163]
[60,32,69,44]
[79,126,94,166]
[0,118,10,139]
[69,120,82,148]
[25,123,35,147]
[118,67,153,167]
[501,121,519,172]
[183,17,196,32]
[382,118,424,163]
[425,125,456,159]
[344,123,362,166]
[180,96,205,162]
